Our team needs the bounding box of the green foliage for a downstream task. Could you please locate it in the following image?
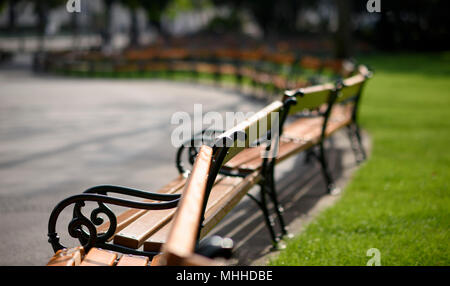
[210,0,317,36]
[118,0,141,9]
[164,0,212,20]
[204,10,242,34]
[140,0,171,21]
[270,53,450,266]
[0,0,6,13]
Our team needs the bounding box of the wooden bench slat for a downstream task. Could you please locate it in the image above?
[142,223,172,252]
[113,205,179,249]
[116,254,149,266]
[150,254,164,266]
[276,104,352,161]
[80,248,118,266]
[171,62,193,72]
[195,63,219,73]
[97,209,146,241]
[282,117,324,140]
[96,175,187,242]
[142,176,244,252]
[224,144,265,169]
[113,175,226,249]
[47,246,84,266]
[220,64,238,75]
[227,119,322,171]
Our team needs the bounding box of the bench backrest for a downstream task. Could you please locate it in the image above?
[283,64,371,132]
[283,81,339,144]
[284,83,337,115]
[218,100,285,164]
[284,64,371,113]
[336,65,372,122]
[337,65,371,103]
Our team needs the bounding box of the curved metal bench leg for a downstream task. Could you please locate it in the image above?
[266,163,288,238]
[346,123,366,164]
[258,185,279,246]
[247,186,278,247]
[304,148,316,164]
[318,141,336,194]
[354,124,367,161]
[346,125,362,164]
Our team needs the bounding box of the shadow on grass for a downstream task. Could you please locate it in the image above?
[209,136,350,265]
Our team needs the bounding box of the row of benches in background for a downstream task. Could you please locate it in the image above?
[37,46,354,98]
[46,63,372,266]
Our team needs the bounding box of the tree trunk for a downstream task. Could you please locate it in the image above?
[102,0,114,48]
[36,1,48,52]
[149,17,164,37]
[7,0,17,34]
[129,8,139,47]
[335,0,353,59]
[71,13,79,50]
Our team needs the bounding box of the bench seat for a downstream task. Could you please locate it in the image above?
[95,175,187,241]
[144,171,260,252]
[111,172,259,250]
[47,246,84,266]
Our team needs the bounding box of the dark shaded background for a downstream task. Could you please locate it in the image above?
[0,0,448,59]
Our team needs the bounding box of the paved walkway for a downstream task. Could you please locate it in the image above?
[0,66,369,265]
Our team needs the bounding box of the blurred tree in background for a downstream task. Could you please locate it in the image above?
[0,0,448,53]
[118,0,141,47]
[141,0,172,38]
[359,0,450,51]
[101,0,114,47]
[336,0,353,58]
[210,0,318,38]
[208,0,449,54]
[27,0,65,51]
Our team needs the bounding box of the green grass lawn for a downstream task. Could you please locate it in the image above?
[269,53,450,266]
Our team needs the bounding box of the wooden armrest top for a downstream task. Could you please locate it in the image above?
[161,145,213,265]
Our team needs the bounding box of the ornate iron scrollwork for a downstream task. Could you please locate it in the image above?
[176,129,223,176]
[47,185,180,256]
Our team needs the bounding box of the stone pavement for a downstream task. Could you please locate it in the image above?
[0,67,369,265]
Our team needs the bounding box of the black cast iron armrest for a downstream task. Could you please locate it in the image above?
[83,184,180,201]
[176,128,277,178]
[176,128,224,176]
[47,189,180,256]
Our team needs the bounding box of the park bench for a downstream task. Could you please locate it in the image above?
[42,46,370,255]
[45,64,371,262]
[46,97,295,264]
[44,46,352,98]
[47,146,226,266]
[43,46,369,249]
